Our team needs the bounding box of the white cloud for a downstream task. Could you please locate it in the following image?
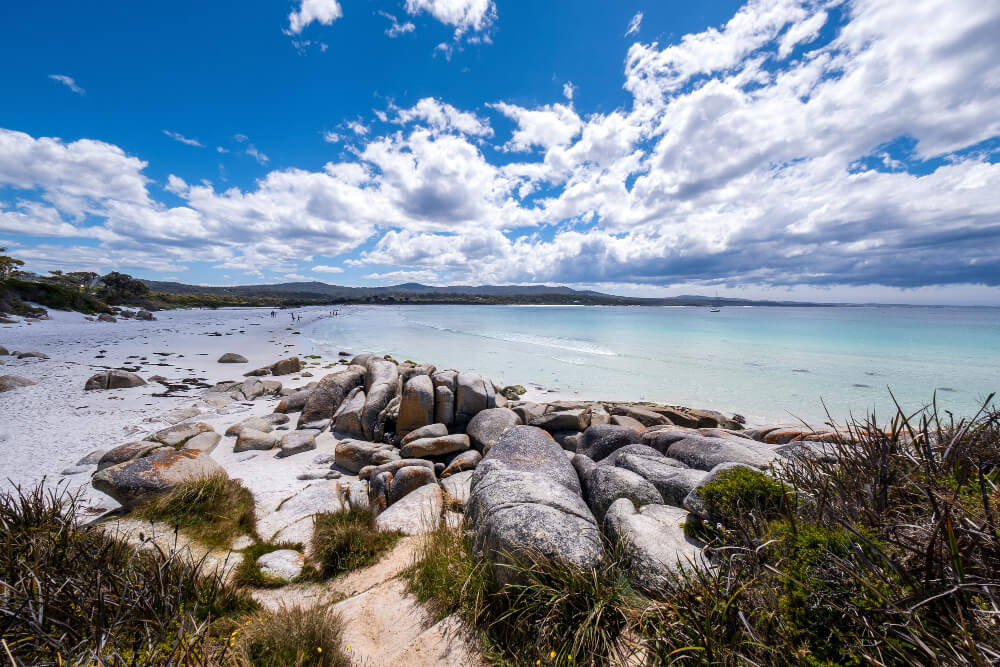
[404,0,496,39]
[394,98,493,137]
[625,11,643,37]
[4,0,1000,298]
[562,82,576,101]
[287,0,343,34]
[162,130,204,147]
[245,145,269,164]
[48,74,85,95]
[312,264,344,273]
[490,102,583,151]
[378,11,416,37]
[323,131,341,143]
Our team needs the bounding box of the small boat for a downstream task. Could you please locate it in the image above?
[710,291,721,312]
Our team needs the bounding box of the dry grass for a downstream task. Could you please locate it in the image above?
[228,603,350,667]
[137,473,258,549]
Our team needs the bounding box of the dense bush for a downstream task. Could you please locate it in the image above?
[229,603,350,667]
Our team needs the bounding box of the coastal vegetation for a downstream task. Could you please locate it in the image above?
[310,508,402,578]
[405,399,1000,665]
[137,473,258,549]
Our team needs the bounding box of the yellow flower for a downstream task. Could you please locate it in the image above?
[346,645,351,651]
[317,647,322,653]
[550,651,557,658]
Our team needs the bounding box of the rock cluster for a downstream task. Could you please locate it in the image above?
[79,348,842,593]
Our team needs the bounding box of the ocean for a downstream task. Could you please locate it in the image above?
[302,304,1000,426]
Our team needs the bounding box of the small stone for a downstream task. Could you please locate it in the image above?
[218,352,249,363]
[256,549,304,581]
[276,430,318,458]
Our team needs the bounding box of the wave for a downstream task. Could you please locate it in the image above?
[408,320,618,356]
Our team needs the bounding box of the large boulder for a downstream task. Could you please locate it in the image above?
[218,352,248,363]
[577,461,663,523]
[468,426,602,582]
[434,385,455,427]
[604,499,704,593]
[183,431,221,453]
[275,388,313,413]
[84,370,146,391]
[611,405,671,427]
[468,468,603,583]
[472,425,581,494]
[576,424,643,462]
[234,428,279,452]
[387,465,438,505]
[0,375,35,393]
[276,430,318,458]
[530,408,589,433]
[269,357,302,376]
[399,361,437,383]
[401,423,448,445]
[667,436,775,471]
[300,367,365,424]
[151,422,215,447]
[616,454,707,506]
[334,439,396,473]
[400,434,470,458]
[332,386,366,437]
[92,448,226,508]
[362,359,399,440]
[97,441,163,471]
[441,449,481,478]
[455,372,495,428]
[466,407,521,453]
[375,483,442,535]
[596,444,673,467]
[396,374,435,435]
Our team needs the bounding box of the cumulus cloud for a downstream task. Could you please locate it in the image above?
[48,74,85,95]
[5,0,1000,298]
[404,0,496,39]
[394,98,493,138]
[286,0,342,34]
[312,264,344,273]
[562,82,576,101]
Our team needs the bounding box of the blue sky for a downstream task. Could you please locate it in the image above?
[1,0,999,304]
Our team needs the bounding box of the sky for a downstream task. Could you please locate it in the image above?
[1,0,999,305]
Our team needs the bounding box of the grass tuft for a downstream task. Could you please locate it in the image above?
[137,473,258,549]
[404,525,643,665]
[232,541,308,588]
[229,603,350,667]
[311,508,402,579]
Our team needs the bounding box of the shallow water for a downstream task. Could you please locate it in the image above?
[303,304,1000,425]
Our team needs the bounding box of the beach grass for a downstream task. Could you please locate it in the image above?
[0,483,258,665]
[311,508,402,579]
[405,397,1000,665]
[403,524,642,665]
[227,603,350,667]
[137,473,258,549]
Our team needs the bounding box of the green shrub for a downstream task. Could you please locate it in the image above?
[699,466,792,523]
[137,474,258,549]
[230,603,350,666]
[311,509,402,579]
[0,484,257,665]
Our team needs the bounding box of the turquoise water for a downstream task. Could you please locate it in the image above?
[301,305,1000,426]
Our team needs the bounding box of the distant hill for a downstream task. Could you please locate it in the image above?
[141,279,830,307]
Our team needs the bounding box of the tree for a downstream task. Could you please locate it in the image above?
[0,248,25,280]
[98,271,150,302]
